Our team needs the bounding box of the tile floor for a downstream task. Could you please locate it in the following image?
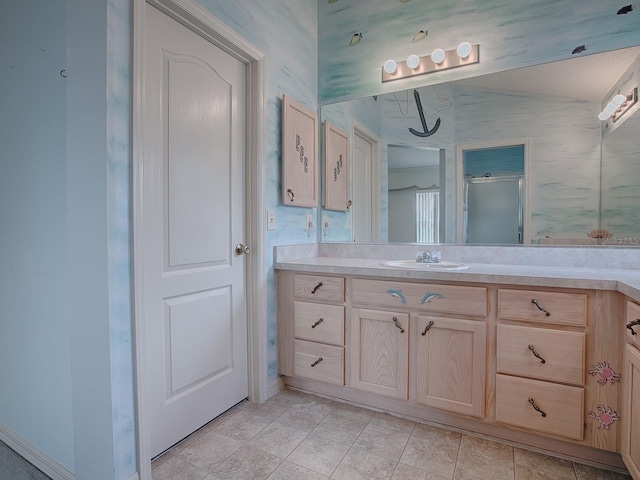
[152,389,631,480]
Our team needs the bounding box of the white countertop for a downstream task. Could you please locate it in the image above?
[274,256,640,302]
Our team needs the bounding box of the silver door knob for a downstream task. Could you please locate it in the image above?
[235,243,250,255]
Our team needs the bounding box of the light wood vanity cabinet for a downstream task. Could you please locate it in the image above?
[277,270,630,473]
[622,301,640,479]
[495,288,588,441]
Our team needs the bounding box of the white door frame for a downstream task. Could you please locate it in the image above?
[352,120,381,242]
[132,0,267,478]
[455,138,531,243]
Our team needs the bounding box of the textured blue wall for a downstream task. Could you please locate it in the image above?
[319,0,640,104]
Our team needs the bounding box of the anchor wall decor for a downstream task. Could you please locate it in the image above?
[409,89,441,138]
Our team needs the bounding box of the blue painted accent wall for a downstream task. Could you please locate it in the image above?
[0,1,74,470]
[463,146,525,177]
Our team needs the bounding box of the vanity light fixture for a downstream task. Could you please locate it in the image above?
[381,43,479,83]
[598,87,638,122]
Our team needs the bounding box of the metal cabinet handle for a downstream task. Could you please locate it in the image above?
[287,188,295,202]
[311,282,323,294]
[627,319,640,336]
[528,398,547,417]
[528,345,546,364]
[346,200,352,210]
[531,299,551,316]
[311,318,324,328]
[311,357,323,367]
[393,317,405,333]
[421,320,434,336]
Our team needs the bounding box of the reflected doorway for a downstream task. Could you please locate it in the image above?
[457,140,530,244]
[352,121,381,242]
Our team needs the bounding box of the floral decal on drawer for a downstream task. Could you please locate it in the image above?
[588,405,620,430]
[589,362,621,385]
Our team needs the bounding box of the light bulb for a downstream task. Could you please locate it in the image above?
[612,94,627,105]
[431,48,446,64]
[457,42,473,59]
[383,59,397,74]
[406,54,420,69]
[604,102,617,115]
[598,112,609,121]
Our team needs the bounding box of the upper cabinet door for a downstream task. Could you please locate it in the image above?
[323,120,350,211]
[282,95,318,207]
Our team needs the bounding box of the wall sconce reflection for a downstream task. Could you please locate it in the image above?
[382,42,479,83]
[598,87,638,122]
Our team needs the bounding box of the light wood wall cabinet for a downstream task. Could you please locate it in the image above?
[276,270,631,474]
[622,301,640,479]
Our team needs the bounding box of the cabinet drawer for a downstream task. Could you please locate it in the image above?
[497,325,585,385]
[496,374,584,440]
[294,274,344,303]
[498,289,587,326]
[627,301,640,349]
[294,301,344,345]
[352,279,486,317]
[294,339,344,385]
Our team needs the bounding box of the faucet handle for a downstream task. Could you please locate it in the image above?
[430,251,442,263]
[416,250,428,262]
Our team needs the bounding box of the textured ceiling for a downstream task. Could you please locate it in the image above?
[457,46,640,102]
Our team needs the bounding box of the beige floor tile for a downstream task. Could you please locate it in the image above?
[312,412,368,445]
[213,409,272,442]
[248,422,309,458]
[454,451,514,480]
[332,447,398,480]
[213,445,281,480]
[275,402,334,432]
[353,423,411,460]
[152,454,210,480]
[242,399,292,421]
[286,434,350,476]
[392,463,451,479]
[151,452,173,470]
[514,448,576,479]
[269,389,306,405]
[330,402,376,423]
[573,463,632,480]
[400,425,461,478]
[175,432,244,472]
[266,461,329,480]
[369,412,416,434]
[459,435,513,462]
[516,464,576,480]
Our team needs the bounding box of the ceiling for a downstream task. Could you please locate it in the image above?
[457,46,640,102]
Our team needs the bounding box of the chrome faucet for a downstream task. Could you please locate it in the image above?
[416,250,441,263]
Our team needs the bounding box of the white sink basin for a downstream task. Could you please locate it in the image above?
[382,260,468,270]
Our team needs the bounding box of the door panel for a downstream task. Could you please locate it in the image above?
[352,132,372,242]
[143,4,247,457]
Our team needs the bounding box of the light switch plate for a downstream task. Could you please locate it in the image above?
[267,210,276,231]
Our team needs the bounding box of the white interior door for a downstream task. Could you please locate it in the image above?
[142,3,248,457]
[352,131,373,242]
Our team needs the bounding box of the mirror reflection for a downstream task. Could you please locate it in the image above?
[320,45,640,246]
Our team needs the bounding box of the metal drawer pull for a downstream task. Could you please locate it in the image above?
[311,357,323,367]
[528,398,547,417]
[627,319,640,336]
[421,320,434,336]
[311,318,324,328]
[287,188,295,202]
[393,317,405,333]
[311,282,323,294]
[531,299,551,316]
[528,345,546,364]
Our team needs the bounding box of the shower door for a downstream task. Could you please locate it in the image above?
[463,176,523,244]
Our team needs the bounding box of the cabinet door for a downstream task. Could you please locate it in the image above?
[350,308,409,399]
[622,344,640,479]
[414,315,486,417]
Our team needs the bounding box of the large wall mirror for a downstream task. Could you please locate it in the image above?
[320,45,640,247]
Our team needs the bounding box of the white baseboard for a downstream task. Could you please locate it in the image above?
[267,377,285,399]
[0,422,74,480]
